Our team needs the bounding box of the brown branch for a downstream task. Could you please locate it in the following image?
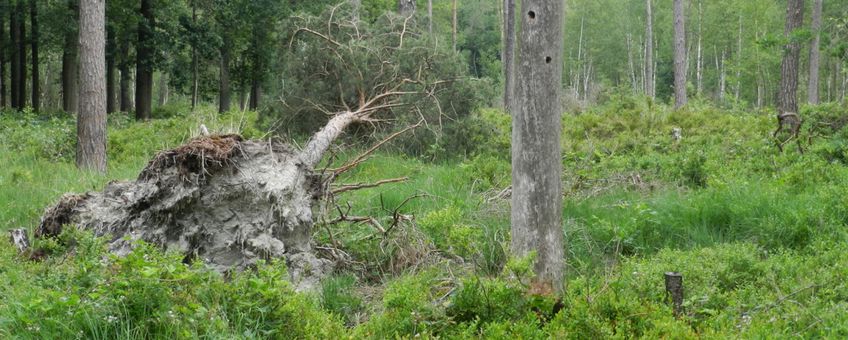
[332,177,408,195]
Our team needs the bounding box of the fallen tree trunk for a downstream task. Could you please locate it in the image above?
[37,110,373,290]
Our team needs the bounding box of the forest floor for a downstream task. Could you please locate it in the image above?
[1,99,848,338]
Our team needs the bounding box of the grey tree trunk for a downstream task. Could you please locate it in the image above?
[695,0,702,96]
[29,0,38,111]
[76,0,107,173]
[427,0,433,33]
[511,0,564,294]
[778,0,805,114]
[16,0,25,109]
[190,2,198,110]
[398,0,415,16]
[735,15,742,101]
[119,41,131,112]
[219,38,231,113]
[10,0,19,109]
[807,0,822,104]
[503,0,515,111]
[106,25,116,113]
[644,0,654,99]
[0,2,6,108]
[672,0,687,109]
[157,72,168,107]
[135,0,154,120]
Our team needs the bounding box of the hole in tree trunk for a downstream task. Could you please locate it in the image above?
[528,11,536,19]
[545,56,552,64]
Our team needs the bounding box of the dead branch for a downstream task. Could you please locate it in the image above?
[332,120,423,175]
[332,177,409,195]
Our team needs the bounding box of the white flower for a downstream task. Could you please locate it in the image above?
[105,315,119,323]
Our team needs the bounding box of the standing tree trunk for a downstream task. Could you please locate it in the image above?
[0,2,6,108]
[735,15,742,101]
[29,0,38,111]
[218,37,231,113]
[105,25,116,113]
[157,72,168,107]
[16,0,24,109]
[77,0,107,173]
[807,0,822,104]
[398,0,414,16]
[135,0,153,120]
[778,0,805,114]
[695,0,702,96]
[190,1,198,110]
[672,0,687,109]
[62,0,79,113]
[511,0,564,295]
[427,0,433,34]
[503,0,515,111]
[644,0,654,99]
[9,0,19,109]
[118,40,130,112]
[452,0,458,51]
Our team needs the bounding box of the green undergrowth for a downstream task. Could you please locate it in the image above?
[2,99,848,338]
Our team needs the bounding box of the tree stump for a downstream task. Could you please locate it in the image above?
[664,271,684,318]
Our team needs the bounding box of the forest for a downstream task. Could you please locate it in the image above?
[1,0,848,338]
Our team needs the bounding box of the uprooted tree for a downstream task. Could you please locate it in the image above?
[36,3,471,289]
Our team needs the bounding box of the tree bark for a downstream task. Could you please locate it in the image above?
[0,2,6,108]
[135,0,153,120]
[29,0,38,111]
[672,0,687,109]
[807,0,822,104]
[427,0,433,34]
[398,0,414,16]
[9,0,19,109]
[249,77,260,110]
[106,25,116,113]
[118,41,131,112]
[735,15,742,101]
[503,0,515,111]
[695,0,702,96]
[778,0,805,114]
[77,0,107,173]
[644,0,654,99]
[511,0,564,294]
[190,1,198,110]
[157,72,168,107]
[218,38,231,113]
[16,0,24,109]
[62,0,79,113]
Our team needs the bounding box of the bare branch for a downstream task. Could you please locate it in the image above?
[332,177,409,195]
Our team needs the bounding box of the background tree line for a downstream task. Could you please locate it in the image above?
[0,0,844,117]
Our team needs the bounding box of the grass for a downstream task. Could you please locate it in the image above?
[2,99,848,338]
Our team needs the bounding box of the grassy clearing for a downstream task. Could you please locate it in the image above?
[2,99,848,338]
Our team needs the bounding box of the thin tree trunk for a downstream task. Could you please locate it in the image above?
[10,0,19,109]
[645,0,654,98]
[17,0,24,109]
[119,41,130,112]
[626,33,637,93]
[427,0,433,34]
[106,25,116,113]
[695,0,702,95]
[452,0,457,51]
[672,0,687,109]
[157,72,168,107]
[218,39,231,113]
[503,0,515,111]
[249,78,260,110]
[576,16,584,99]
[718,49,726,103]
[77,0,107,173]
[511,0,564,294]
[135,0,153,120]
[62,0,79,113]
[29,0,38,111]
[778,0,805,114]
[0,2,5,108]
[735,15,742,101]
[807,0,822,104]
[190,1,198,110]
